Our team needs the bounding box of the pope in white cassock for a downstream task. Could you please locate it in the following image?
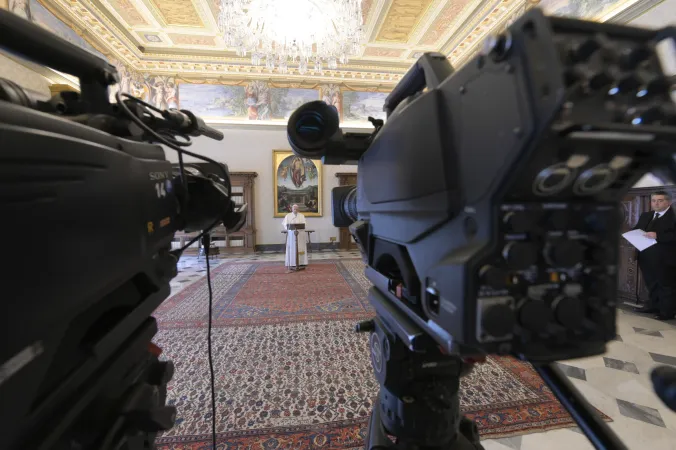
[282,204,308,268]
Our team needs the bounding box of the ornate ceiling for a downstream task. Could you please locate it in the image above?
[38,0,662,87]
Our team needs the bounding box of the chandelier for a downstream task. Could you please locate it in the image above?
[219,0,364,74]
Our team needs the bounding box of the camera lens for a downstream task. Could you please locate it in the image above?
[287,101,339,158]
[343,186,358,222]
[295,111,325,143]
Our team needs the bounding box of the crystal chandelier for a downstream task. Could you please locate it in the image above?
[219,0,364,74]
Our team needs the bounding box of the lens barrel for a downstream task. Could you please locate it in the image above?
[287,100,340,159]
[332,185,358,228]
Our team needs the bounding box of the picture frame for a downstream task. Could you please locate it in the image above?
[273,150,322,218]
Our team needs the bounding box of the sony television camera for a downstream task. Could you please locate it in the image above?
[288,8,676,450]
[0,9,246,450]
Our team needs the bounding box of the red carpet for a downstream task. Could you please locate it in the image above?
[152,260,609,449]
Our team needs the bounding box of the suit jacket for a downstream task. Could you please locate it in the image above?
[633,207,676,267]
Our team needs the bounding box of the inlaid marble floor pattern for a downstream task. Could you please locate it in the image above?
[167,252,676,450]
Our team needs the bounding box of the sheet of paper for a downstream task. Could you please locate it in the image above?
[622,229,657,252]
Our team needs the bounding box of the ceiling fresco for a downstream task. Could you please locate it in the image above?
[9,0,668,87]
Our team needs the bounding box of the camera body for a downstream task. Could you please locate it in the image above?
[0,8,246,449]
[288,9,676,362]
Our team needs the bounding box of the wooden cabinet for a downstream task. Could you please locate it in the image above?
[618,186,676,305]
[335,172,358,251]
[174,171,257,255]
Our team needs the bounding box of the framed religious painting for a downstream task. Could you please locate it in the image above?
[273,150,322,218]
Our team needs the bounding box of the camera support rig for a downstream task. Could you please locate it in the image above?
[0,9,245,450]
[288,8,676,450]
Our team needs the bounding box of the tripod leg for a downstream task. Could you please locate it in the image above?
[365,393,392,450]
[364,391,484,450]
[362,312,485,450]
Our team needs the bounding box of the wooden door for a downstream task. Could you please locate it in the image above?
[618,193,646,305]
[336,173,358,250]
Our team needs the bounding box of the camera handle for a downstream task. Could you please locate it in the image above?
[0,9,117,115]
[383,52,454,117]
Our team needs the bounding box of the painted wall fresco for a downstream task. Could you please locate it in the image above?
[176,81,388,124]
[539,0,620,19]
[108,62,178,110]
[1,1,389,123]
[29,0,105,59]
[269,88,319,120]
[341,91,388,122]
[178,84,247,118]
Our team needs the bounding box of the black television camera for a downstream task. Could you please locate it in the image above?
[288,9,676,450]
[0,9,245,450]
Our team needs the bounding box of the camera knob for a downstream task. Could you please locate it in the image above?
[545,240,585,268]
[552,295,586,329]
[503,211,536,233]
[546,210,569,231]
[479,266,509,290]
[567,38,600,63]
[618,45,650,70]
[608,74,641,96]
[637,73,668,98]
[481,304,515,339]
[148,361,175,386]
[518,300,552,334]
[503,242,538,270]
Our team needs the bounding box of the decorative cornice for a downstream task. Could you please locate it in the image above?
[41,0,408,83]
[443,0,532,58]
[172,77,395,91]
[450,0,538,67]
[36,0,666,90]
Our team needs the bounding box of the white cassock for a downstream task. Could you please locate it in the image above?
[282,212,308,267]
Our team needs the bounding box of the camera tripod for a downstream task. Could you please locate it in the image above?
[356,286,636,450]
[356,287,484,450]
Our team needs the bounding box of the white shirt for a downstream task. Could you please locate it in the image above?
[654,206,671,219]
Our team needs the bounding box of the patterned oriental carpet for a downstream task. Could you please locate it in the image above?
[152,259,609,449]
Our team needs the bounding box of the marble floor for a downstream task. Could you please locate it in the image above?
[168,251,676,450]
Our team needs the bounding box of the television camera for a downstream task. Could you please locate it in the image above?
[0,8,246,450]
[288,8,676,450]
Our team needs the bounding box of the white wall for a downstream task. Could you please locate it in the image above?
[629,0,676,28]
[0,52,51,99]
[164,124,357,245]
[633,173,672,188]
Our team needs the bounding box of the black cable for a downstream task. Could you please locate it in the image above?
[204,237,217,450]
[115,91,221,450]
[115,92,225,253]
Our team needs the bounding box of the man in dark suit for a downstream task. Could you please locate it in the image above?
[633,190,676,320]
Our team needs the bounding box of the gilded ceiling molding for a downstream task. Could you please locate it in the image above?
[43,0,142,67]
[172,77,393,92]
[364,0,391,43]
[42,0,409,83]
[146,0,205,28]
[37,0,109,56]
[442,0,529,56]
[451,0,540,68]
[361,0,376,24]
[417,0,477,47]
[106,0,149,26]
[167,69,402,84]
[374,0,437,43]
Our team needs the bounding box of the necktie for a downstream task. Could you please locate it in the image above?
[647,212,660,231]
